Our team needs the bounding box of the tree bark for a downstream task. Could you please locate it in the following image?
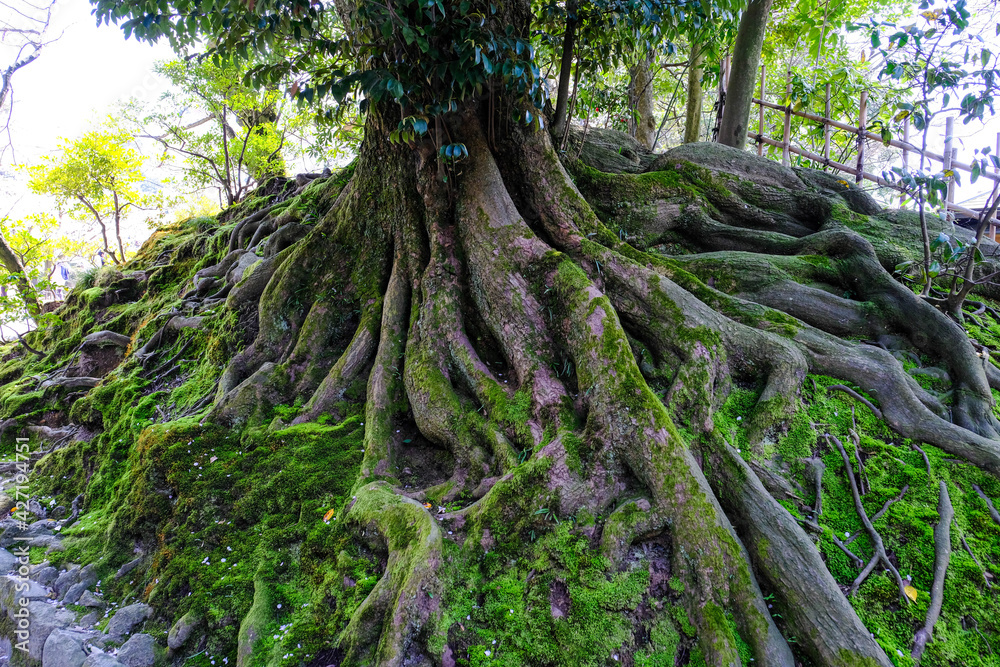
[628,54,656,149]
[717,0,773,149]
[0,231,40,318]
[552,0,578,135]
[684,46,705,143]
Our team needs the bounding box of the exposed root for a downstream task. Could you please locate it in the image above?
[911,481,953,663]
[829,434,909,602]
[913,444,932,477]
[973,483,1000,526]
[828,384,883,420]
[844,484,909,547]
[958,529,992,589]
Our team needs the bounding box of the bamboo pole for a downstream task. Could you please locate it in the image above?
[944,116,955,215]
[758,64,766,156]
[855,90,867,184]
[901,116,910,208]
[749,98,999,183]
[823,83,831,167]
[782,71,792,167]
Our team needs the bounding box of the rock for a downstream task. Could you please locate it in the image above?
[115,557,142,579]
[28,499,47,519]
[32,566,59,587]
[117,634,160,667]
[63,564,98,604]
[24,600,77,661]
[106,603,152,639]
[79,589,105,608]
[167,610,201,650]
[54,566,82,597]
[79,611,101,628]
[42,629,89,667]
[0,574,52,618]
[0,548,18,573]
[83,652,128,667]
[0,494,15,515]
[50,506,67,520]
[0,519,55,547]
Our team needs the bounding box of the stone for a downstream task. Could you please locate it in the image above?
[54,566,82,597]
[79,590,105,608]
[32,566,59,587]
[117,634,159,667]
[0,574,52,618]
[0,494,15,515]
[0,548,18,573]
[63,564,98,604]
[83,652,128,667]
[78,611,101,628]
[0,519,55,547]
[50,506,67,520]
[167,610,201,650]
[106,603,152,639]
[114,557,142,580]
[25,600,77,661]
[42,629,88,667]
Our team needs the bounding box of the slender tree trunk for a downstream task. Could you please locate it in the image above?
[717,0,773,149]
[552,0,578,135]
[684,47,705,143]
[0,232,40,318]
[628,53,656,149]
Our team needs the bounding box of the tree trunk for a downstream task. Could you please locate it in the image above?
[552,0,578,135]
[11,1,1000,666]
[717,0,773,149]
[684,47,705,143]
[628,54,657,149]
[0,232,40,318]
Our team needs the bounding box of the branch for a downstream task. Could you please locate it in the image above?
[826,384,883,419]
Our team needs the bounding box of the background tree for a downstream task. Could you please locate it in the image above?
[124,57,317,207]
[27,127,165,264]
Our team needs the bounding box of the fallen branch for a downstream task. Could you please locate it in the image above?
[849,428,869,495]
[912,481,953,663]
[844,484,910,546]
[826,384,882,420]
[829,433,909,602]
[973,484,1000,527]
[15,332,43,358]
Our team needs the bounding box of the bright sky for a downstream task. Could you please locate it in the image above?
[3,0,174,166]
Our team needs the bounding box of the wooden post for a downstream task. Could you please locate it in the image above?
[901,116,910,208]
[757,64,766,156]
[782,71,792,167]
[823,83,831,167]
[994,132,1000,240]
[943,116,954,219]
[855,90,867,184]
[948,148,958,209]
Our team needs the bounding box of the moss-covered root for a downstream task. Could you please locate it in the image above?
[337,482,444,666]
[706,438,893,667]
[551,259,793,667]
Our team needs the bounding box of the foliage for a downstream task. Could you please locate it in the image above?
[122,58,324,206]
[26,126,168,264]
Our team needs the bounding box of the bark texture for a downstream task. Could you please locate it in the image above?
[3,117,1000,667]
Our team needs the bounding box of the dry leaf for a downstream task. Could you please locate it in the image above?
[323,508,336,523]
[904,585,918,602]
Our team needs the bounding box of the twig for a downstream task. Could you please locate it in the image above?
[849,428,869,495]
[14,332,43,358]
[850,553,880,595]
[797,518,864,567]
[973,484,1000,526]
[826,384,882,419]
[912,481,953,664]
[957,528,991,589]
[829,433,909,602]
[844,484,909,546]
[912,443,932,477]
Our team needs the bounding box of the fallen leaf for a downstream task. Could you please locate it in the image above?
[904,585,918,602]
[323,508,336,523]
